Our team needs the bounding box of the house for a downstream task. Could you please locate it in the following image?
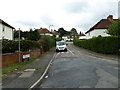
[35,28,53,36]
[85,15,119,38]
[0,19,15,40]
[62,34,85,41]
[51,30,59,37]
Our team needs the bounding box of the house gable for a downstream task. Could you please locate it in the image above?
[85,15,119,34]
[35,28,53,36]
[0,19,14,40]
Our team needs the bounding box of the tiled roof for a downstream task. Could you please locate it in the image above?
[36,28,52,34]
[63,34,85,37]
[52,31,58,35]
[0,19,15,29]
[85,15,119,34]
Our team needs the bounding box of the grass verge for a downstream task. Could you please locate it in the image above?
[2,57,38,76]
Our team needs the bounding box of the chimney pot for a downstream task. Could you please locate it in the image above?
[107,15,113,21]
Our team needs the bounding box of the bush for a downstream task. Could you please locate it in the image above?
[20,40,40,52]
[56,37,62,41]
[73,36,120,54]
[2,39,18,53]
[40,35,55,52]
[2,40,41,53]
[2,35,55,53]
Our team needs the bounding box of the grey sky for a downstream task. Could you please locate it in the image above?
[0,0,119,33]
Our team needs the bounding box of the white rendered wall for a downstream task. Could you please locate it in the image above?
[0,23,2,39]
[1,24,13,40]
[86,29,110,39]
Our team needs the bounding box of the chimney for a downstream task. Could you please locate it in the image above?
[107,15,113,21]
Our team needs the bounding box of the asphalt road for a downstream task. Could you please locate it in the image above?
[38,42,119,88]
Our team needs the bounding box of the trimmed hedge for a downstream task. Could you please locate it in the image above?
[2,39,41,53]
[2,35,56,53]
[73,36,120,54]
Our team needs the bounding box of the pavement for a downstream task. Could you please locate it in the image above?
[2,48,55,89]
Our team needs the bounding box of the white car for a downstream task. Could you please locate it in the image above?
[56,41,67,52]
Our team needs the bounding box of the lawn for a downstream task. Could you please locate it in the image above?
[2,57,37,76]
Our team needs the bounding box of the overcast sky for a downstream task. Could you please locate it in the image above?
[0,0,119,33]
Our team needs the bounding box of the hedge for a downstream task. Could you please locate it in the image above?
[40,35,55,52]
[73,36,120,54]
[2,39,41,53]
[2,35,56,53]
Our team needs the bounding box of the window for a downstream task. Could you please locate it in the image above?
[3,26,5,32]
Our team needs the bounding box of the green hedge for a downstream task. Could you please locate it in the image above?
[2,36,55,53]
[56,37,62,41]
[73,36,120,54]
[2,40,41,53]
[40,35,55,52]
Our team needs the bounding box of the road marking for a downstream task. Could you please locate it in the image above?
[29,53,57,89]
[67,48,74,55]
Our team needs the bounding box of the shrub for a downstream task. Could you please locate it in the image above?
[2,36,55,53]
[20,40,40,52]
[56,37,62,41]
[2,39,18,53]
[40,35,55,52]
[73,36,120,54]
[2,40,41,53]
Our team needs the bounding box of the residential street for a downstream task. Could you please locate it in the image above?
[2,42,119,89]
[38,42,119,88]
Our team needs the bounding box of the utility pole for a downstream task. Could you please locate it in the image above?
[18,28,21,63]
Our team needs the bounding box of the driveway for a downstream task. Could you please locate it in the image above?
[38,42,119,88]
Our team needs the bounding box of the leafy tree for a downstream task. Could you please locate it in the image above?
[70,28,78,35]
[106,21,120,36]
[79,31,82,35]
[66,31,71,35]
[14,31,23,39]
[14,30,40,41]
[58,28,67,38]
[27,30,40,41]
[40,35,55,52]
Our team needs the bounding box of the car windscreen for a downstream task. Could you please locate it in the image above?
[57,42,66,46]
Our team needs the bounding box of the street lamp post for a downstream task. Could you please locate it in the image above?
[49,25,53,32]
[18,28,21,63]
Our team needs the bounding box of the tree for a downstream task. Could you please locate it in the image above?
[27,30,40,41]
[79,31,82,35]
[70,28,78,35]
[58,28,67,38]
[106,21,120,36]
[14,30,40,41]
[14,31,23,39]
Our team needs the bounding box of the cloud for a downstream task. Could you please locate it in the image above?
[16,20,40,27]
[64,1,89,14]
[0,0,119,32]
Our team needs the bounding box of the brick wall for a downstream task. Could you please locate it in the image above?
[0,49,42,66]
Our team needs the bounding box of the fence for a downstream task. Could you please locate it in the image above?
[0,49,44,66]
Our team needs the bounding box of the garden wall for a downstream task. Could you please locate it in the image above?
[0,49,43,66]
